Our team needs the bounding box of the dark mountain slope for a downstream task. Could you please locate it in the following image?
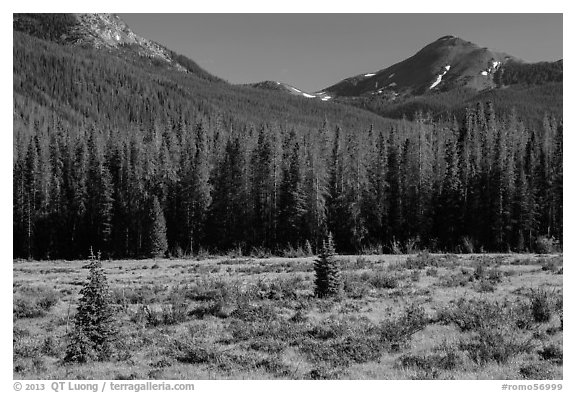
[13,29,398,141]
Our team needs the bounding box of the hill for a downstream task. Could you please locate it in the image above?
[14,13,400,138]
[316,36,561,128]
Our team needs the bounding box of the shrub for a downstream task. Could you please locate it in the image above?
[487,267,503,283]
[404,252,432,269]
[342,273,372,299]
[142,301,189,326]
[290,309,308,323]
[405,237,420,254]
[190,301,229,319]
[461,236,475,254]
[249,337,288,353]
[341,256,371,270]
[314,234,342,298]
[304,240,314,256]
[426,268,438,277]
[534,236,558,254]
[300,316,382,367]
[14,297,46,319]
[230,303,277,322]
[309,365,343,379]
[542,256,563,273]
[538,344,563,364]
[459,325,533,365]
[436,298,510,332]
[360,243,383,255]
[184,278,236,303]
[256,277,301,301]
[13,286,60,319]
[519,361,556,380]
[475,279,496,293]
[529,288,556,323]
[390,239,403,255]
[282,244,308,258]
[110,283,167,306]
[380,303,427,351]
[64,250,117,363]
[437,271,469,288]
[403,251,449,270]
[175,342,221,364]
[249,246,272,258]
[473,264,485,281]
[397,344,460,378]
[368,271,399,289]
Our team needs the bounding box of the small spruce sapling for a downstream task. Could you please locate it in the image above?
[65,248,117,362]
[314,233,342,298]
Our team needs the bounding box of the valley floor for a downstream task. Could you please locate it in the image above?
[13,253,563,380]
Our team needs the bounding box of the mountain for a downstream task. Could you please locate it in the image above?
[317,35,562,128]
[322,36,521,98]
[13,13,399,138]
[13,13,220,81]
[248,81,333,101]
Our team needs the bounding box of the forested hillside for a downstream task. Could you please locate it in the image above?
[13,26,562,259]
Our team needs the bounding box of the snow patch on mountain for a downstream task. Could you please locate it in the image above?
[302,93,316,98]
[364,73,376,77]
[430,65,451,89]
[480,60,501,77]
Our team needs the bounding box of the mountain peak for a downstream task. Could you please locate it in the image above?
[14,13,188,72]
[323,36,519,98]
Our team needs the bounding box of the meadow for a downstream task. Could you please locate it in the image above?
[13,253,563,380]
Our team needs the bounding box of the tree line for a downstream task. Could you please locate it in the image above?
[13,102,562,259]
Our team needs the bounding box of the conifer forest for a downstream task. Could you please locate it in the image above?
[13,98,562,259]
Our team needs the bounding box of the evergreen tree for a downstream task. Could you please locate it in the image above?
[362,130,387,249]
[86,129,114,256]
[313,233,341,298]
[188,121,212,253]
[326,126,347,252]
[437,131,463,250]
[207,136,248,251]
[278,132,307,248]
[385,126,402,249]
[552,124,563,242]
[146,196,168,258]
[342,131,366,251]
[65,250,117,363]
[512,151,530,251]
[23,136,41,259]
[250,126,275,249]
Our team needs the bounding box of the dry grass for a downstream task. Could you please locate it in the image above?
[13,253,563,380]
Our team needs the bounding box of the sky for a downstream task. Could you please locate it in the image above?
[118,14,562,92]
[119,13,562,92]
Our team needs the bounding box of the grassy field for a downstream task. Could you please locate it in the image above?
[13,253,563,380]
